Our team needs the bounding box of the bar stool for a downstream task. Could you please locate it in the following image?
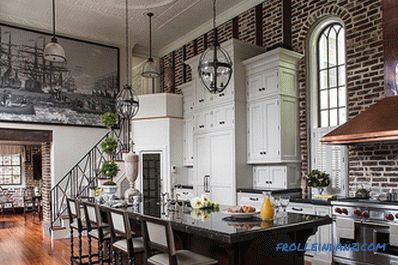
[66,197,88,265]
[108,208,144,265]
[141,216,218,265]
[81,200,111,265]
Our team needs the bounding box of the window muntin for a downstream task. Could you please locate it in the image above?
[0,154,22,185]
[317,23,346,128]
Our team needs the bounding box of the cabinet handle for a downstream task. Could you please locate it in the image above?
[182,192,189,195]
[191,156,193,159]
[199,99,204,103]
[219,121,225,125]
[258,88,262,92]
[219,93,225,97]
[262,88,266,91]
[292,207,303,212]
[199,125,204,128]
[249,197,259,201]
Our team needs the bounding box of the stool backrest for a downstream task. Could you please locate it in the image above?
[141,216,176,264]
[66,198,81,227]
[80,200,101,230]
[108,208,137,257]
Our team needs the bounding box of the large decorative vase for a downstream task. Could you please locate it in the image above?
[311,187,324,199]
[123,151,140,205]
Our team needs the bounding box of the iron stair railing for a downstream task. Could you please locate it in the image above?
[49,125,125,229]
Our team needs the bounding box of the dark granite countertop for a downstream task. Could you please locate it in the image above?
[289,197,332,206]
[237,188,302,195]
[100,199,331,244]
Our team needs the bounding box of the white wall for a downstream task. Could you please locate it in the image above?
[0,122,107,186]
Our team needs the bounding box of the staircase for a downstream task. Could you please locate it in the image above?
[49,125,126,234]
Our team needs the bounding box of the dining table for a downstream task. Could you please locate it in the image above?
[98,198,331,265]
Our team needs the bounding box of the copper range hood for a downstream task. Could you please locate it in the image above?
[321,95,398,145]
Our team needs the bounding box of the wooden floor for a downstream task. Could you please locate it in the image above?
[0,214,312,265]
[0,214,94,265]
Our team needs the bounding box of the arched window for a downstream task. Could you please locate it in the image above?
[309,19,348,196]
[317,23,346,128]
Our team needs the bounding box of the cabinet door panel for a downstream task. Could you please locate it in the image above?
[253,166,269,188]
[263,70,278,94]
[263,99,280,160]
[247,73,264,99]
[268,166,286,189]
[195,111,212,132]
[209,132,234,205]
[183,117,194,165]
[195,135,210,195]
[196,78,207,106]
[213,106,234,129]
[248,102,264,162]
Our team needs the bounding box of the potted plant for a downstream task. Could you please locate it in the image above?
[100,160,120,194]
[305,169,330,198]
[100,112,118,130]
[100,136,118,158]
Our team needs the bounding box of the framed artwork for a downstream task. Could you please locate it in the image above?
[0,23,119,127]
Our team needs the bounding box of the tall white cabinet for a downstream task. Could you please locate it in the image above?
[243,48,303,190]
[183,39,265,205]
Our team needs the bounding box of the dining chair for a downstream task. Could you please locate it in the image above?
[81,200,111,265]
[0,189,14,215]
[108,207,144,265]
[66,197,88,265]
[141,216,218,265]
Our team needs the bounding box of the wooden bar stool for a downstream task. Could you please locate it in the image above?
[108,208,144,265]
[66,198,88,265]
[81,200,111,265]
[141,216,218,265]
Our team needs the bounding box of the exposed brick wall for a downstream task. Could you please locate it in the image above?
[291,0,385,193]
[238,7,257,45]
[262,0,284,50]
[41,142,51,224]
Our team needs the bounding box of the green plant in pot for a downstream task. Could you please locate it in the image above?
[100,160,120,196]
[305,169,330,198]
[100,112,118,130]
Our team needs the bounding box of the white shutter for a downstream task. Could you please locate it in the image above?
[311,127,347,195]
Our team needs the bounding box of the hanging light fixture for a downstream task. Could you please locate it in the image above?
[141,12,160,78]
[44,0,66,63]
[198,0,232,94]
[116,0,139,152]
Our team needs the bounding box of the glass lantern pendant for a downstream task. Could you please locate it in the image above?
[198,0,232,94]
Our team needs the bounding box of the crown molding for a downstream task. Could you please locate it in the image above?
[158,0,264,57]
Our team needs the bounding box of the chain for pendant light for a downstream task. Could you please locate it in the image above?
[125,0,130,85]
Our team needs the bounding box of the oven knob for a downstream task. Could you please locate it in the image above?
[361,211,369,218]
[386,213,394,221]
[335,208,342,214]
[395,213,398,219]
[353,209,361,216]
[342,208,348,215]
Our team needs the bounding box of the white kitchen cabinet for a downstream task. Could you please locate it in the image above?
[244,48,302,164]
[253,164,300,189]
[287,203,332,265]
[183,116,194,166]
[247,97,280,162]
[183,40,265,206]
[194,131,235,205]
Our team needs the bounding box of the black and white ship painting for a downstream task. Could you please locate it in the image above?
[0,24,119,127]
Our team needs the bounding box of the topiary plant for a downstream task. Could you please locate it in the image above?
[100,160,119,184]
[100,112,118,129]
[100,136,118,155]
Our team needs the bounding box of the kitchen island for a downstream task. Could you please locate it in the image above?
[100,200,331,265]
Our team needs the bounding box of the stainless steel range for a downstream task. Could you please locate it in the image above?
[332,198,398,265]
